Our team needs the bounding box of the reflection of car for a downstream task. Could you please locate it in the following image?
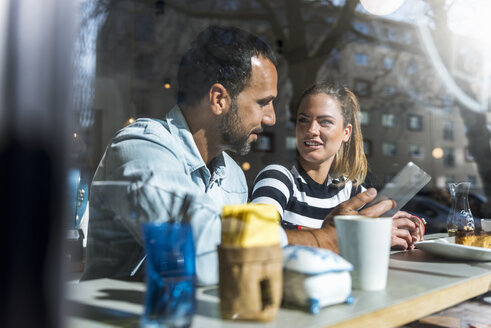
[402,196,451,234]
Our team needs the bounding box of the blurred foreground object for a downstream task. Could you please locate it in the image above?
[0,0,76,327]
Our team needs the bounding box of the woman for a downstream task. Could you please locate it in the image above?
[251,82,424,249]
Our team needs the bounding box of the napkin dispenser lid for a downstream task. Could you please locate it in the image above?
[283,245,353,274]
[221,204,280,247]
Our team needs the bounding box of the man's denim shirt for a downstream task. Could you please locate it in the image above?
[83,106,248,285]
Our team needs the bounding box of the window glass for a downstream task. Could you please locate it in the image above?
[354,79,371,97]
[409,144,424,158]
[443,147,455,168]
[446,175,456,184]
[355,52,369,66]
[326,48,341,68]
[381,113,397,128]
[363,139,372,156]
[382,142,397,156]
[134,13,154,41]
[354,21,369,34]
[443,120,454,140]
[382,26,398,42]
[407,114,423,131]
[383,57,393,70]
[252,133,274,152]
[407,62,418,74]
[404,31,412,44]
[359,111,370,125]
[465,147,475,162]
[441,95,453,114]
[285,136,296,150]
[383,85,396,97]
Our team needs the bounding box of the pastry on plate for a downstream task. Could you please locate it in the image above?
[455,227,491,249]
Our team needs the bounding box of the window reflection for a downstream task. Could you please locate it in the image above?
[359,111,370,126]
[407,114,423,131]
[363,139,372,157]
[446,174,456,184]
[407,61,418,74]
[441,95,454,114]
[354,79,372,97]
[409,144,424,159]
[77,0,490,226]
[382,142,398,157]
[443,121,454,141]
[355,52,369,66]
[381,113,397,128]
[383,57,393,70]
[443,147,455,168]
[382,85,396,97]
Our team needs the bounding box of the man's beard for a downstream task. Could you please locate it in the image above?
[219,100,259,155]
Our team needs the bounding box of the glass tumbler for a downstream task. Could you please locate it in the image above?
[141,222,196,328]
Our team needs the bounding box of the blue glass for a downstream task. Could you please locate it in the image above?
[141,222,196,328]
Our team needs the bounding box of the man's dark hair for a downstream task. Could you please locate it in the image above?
[177,25,277,107]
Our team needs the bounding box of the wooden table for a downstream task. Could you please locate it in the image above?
[65,234,491,328]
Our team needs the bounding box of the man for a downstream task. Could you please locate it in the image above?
[82,25,418,285]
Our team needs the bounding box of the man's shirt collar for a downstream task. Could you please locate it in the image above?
[165,105,226,177]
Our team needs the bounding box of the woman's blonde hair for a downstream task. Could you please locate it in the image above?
[296,81,367,187]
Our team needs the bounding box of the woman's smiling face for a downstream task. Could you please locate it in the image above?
[296,93,352,167]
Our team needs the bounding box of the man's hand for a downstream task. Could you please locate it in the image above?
[323,188,396,223]
[286,188,396,252]
[316,188,395,251]
[391,211,425,250]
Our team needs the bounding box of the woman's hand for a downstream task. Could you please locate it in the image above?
[391,211,425,250]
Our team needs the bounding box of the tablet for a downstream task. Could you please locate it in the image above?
[365,162,431,216]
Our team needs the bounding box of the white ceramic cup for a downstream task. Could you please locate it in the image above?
[334,215,393,291]
[481,219,491,232]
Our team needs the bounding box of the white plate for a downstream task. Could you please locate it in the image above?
[415,237,491,261]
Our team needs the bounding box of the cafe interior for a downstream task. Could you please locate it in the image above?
[2,0,491,327]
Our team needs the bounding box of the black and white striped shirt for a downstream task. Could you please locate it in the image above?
[251,163,365,229]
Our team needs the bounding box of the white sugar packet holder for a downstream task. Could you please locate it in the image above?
[282,245,353,314]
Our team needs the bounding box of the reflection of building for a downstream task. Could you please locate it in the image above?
[93,5,488,192]
[243,15,486,190]
[340,16,486,190]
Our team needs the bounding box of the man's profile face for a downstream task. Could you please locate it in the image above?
[219,98,251,155]
[219,55,277,154]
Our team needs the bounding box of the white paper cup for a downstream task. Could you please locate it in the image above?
[334,215,392,291]
[481,219,491,232]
